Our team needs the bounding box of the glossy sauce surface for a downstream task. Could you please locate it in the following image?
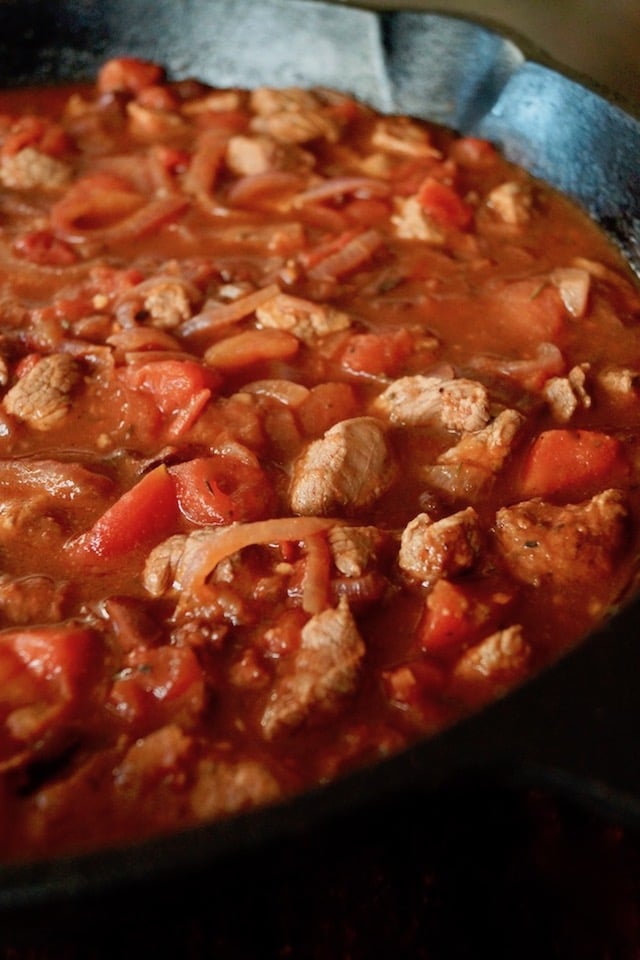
[0,58,639,859]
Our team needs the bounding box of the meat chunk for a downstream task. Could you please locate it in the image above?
[437,408,524,471]
[0,147,71,190]
[371,117,440,158]
[226,134,310,176]
[486,181,532,225]
[495,489,629,586]
[3,353,81,430]
[255,292,351,345]
[289,416,395,516]
[598,366,640,396]
[143,533,189,597]
[249,88,340,144]
[260,596,365,739]
[424,409,524,503]
[373,374,490,432]
[543,363,591,422]
[189,757,282,818]
[399,507,481,585]
[328,525,387,577]
[0,574,67,626]
[451,624,531,706]
[391,196,445,243]
[142,280,193,329]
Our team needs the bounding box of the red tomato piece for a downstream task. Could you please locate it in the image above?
[13,230,78,267]
[68,465,179,561]
[418,579,515,655]
[109,645,206,731]
[519,429,629,500]
[339,328,415,377]
[9,624,101,699]
[120,359,221,416]
[416,177,474,230]
[170,455,274,526]
[297,382,358,436]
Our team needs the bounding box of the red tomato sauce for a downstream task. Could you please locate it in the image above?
[0,58,638,859]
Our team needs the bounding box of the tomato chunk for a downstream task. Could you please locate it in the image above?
[109,645,205,733]
[419,579,515,655]
[121,359,220,416]
[170,455,274,526]
[520,429,629,500]
[68,465,179,561]
[417,177,474,230]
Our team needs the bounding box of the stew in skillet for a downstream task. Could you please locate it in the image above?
[0,58,639,859]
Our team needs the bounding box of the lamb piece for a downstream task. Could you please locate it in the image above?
[250,87,322,117]
[437,408,525,471]
[440,379,491,432]
[289,416,395,516]
[0,147,71,190]
[328,525,387,577]
[598,366,640,396]
[115,726,281,823]
[260,596,365,739]
[0,574,67,626]
[373,374,490,432]
[391,196,444,243]
[142,280,193,329]
[371,117,441,158]
[3,353,81,431]
[495,488,629,586]
[451,624,531,706]
[486,181,532,225]
[226,134,310,175]
[189,757,282,819]
[255,292,351,345]
[143,533,190,597]
[425,409,524,503]
[542,363,591,422]
[399,507,481,585]
[249,88,341,144]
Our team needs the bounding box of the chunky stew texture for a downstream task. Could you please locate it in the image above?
[0,58,639,859]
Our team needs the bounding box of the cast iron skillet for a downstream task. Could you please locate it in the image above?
[0,0,639,923]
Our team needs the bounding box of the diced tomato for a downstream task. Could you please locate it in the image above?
[1,115,71,158]
[339,327,414,377]
[109,645,205,732]
[120,359,221,417]
[9,624,101,700]
[13,229,79,266]
[519,429,629,500]
[297,382,358,436]
[416,177,474,230]
[418,578,515,655]
[14,353,41,379]
[97,57,165,96]
[492,278,566,348]
[68,465,179,561]
[170,455,274,526]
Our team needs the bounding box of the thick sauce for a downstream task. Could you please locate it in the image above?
[0,58,639,859]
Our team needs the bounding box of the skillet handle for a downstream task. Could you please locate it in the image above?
[414,600,640,826]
